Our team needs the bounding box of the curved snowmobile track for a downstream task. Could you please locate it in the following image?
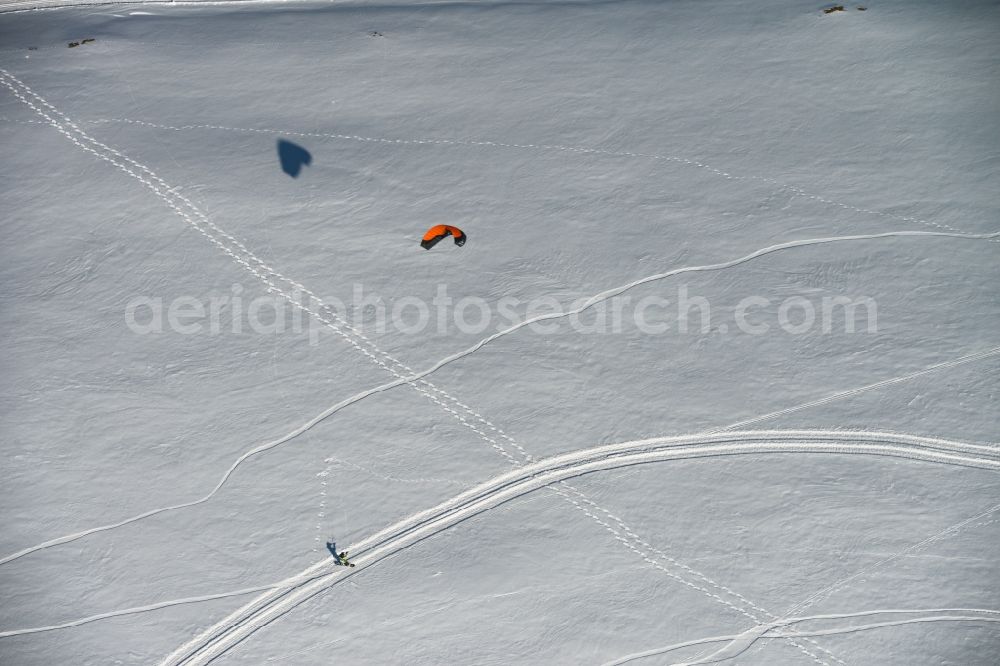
[162,430,1000,666]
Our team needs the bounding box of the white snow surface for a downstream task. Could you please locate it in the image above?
[0,1,998,664]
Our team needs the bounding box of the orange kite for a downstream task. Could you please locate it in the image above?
[421,225,467,250]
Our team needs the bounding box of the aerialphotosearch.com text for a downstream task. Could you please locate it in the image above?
[125,283,878,344]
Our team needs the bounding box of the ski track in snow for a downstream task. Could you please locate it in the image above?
[2,112,994,241]
[263,564,637,663]
[320,457,468,488]
[781,501,1000,621]
[704,498,1000,666]
[154,430,1000,665]
[312,452,472,555]
[716,500,1000,665]
[314,454,471,557]
[2,70,997,664]
[715,346,1000,432]
[9,221,975,575]
[600,608,1000,666]
[83,116,992,240]
[0,65,534,555]
[1,430,996,643]
[0,68,846,665]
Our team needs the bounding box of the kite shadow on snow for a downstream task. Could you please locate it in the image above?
[277,139,312,178]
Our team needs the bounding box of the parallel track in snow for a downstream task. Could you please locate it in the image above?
[161,430,1000,666]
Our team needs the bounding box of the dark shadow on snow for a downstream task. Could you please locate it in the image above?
[278,139,312,178]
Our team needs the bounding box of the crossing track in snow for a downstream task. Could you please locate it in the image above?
[601,607,1000,666]
[160,429,1000,666]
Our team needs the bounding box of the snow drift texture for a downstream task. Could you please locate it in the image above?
[0,1,998,664]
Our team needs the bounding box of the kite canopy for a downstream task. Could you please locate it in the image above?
[421,224,466,250]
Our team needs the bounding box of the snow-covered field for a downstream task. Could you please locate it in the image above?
[1,1,998,664]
